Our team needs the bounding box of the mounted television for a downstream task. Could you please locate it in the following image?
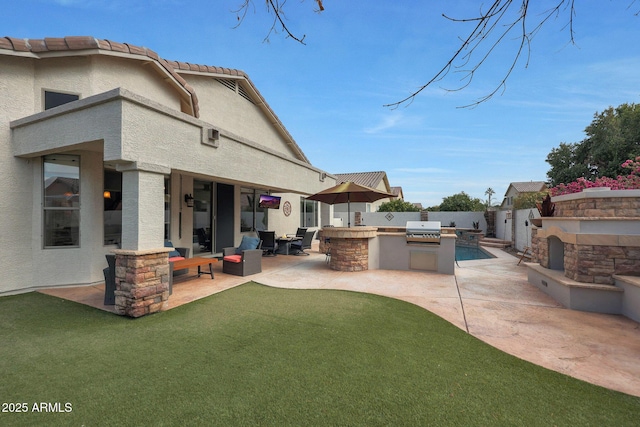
[258,194,281,209]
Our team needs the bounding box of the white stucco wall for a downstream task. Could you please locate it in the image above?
[1,50,333,294]
[33,56,182,114]
[184,76,298,158]
[426,212,487,230]
[1,56,41,292]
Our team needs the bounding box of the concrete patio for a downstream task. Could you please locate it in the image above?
[40,242,640,398]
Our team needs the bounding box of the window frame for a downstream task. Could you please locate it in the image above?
[240,188,268,232]
[43,154,81,249]
[300,198,318,228]
[103,168,123,246]
[43,90,80,110]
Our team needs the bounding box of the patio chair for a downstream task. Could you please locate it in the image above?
[103,254,116,305]
[287,227,308,238]
[258,230,278,256]
[290,230,315,256]
[222,235,263,276]
[196,228,211,251]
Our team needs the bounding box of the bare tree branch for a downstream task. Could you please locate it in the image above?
[235,0,324,45]
[234,1,636,108]
[384,0,577,109]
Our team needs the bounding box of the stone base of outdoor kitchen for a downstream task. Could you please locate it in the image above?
[113,248,171,317]
[321,226,456,274]
[527,188,640,322]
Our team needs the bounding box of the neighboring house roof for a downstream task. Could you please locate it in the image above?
[413,202,423,210]
[0,36,309,163]
[501,181,547,208]
[334,171,389,191]
[390,186,404,199]
[507,181,547,194]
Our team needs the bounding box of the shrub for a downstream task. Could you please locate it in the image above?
[550,157,640,196]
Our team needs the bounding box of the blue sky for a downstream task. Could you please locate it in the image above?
[3,1,640,207]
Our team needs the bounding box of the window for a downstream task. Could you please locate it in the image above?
[164,178,170,240]
[103,169,122,245]
[44,91,79,110]
[43,154,80,247]
[300,199,318,227]
[240,188,267,232]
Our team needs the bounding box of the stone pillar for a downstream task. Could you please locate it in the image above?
[114,162,172,317]
[113,249,171,317]
[322,227,377,272]
[484,210,496,238]
[354,211,362,226]
[330,238,369,271]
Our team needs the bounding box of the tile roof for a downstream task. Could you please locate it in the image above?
[334,171,387,189]
[0,36,309,162]
[0,36,201,117]
[509,181,547,193]
[390,186,403,197]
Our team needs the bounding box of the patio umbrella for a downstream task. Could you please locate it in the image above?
[306,181,396,227]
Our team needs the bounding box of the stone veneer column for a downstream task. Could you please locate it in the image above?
[322,227,378,272]
[330,238,369,271]
[113,249,171,318]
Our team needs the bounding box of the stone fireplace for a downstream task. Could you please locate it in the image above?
[527,188,640,322]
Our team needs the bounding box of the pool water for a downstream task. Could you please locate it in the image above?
[455,245,494,261]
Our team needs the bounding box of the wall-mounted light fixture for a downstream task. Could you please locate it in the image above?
[525,219,529,227]
[184,193,194,207]
[103,190,111,199]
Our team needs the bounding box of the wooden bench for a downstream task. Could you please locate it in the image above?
[170,257,217,279]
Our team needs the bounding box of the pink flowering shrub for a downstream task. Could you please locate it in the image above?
[550,157,640,196]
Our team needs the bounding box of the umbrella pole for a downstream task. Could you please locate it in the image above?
[348,193,351,227]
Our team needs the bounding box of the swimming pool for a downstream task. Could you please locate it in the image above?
[455,244,494,261]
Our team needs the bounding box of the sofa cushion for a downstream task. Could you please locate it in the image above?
[169,256,185,262]
[164,240,181,258]
[223,254,242,263]
[235,235,260,254]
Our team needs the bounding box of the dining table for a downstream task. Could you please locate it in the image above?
[276,235,302,255]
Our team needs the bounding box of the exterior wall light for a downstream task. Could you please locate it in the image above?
[184,194,194,207]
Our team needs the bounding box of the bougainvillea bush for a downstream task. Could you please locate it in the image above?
[550,157,640,196]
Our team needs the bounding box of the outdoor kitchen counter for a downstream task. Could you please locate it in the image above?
[322,227,378,272]
[321,227,456,274]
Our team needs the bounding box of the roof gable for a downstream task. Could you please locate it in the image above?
[507,181,547,194]
[0,35,309,163]
[335,171,388,191]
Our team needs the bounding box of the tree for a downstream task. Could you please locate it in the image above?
[513,191,548,210]
[484,187,495,207]
[234,1,637,107]
[546,103,640,186]
[377,199,420,212]
[439,192,485,212]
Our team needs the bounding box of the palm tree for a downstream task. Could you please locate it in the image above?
[485,187,495,208]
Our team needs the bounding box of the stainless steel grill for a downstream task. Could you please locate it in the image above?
[406,221,441,244]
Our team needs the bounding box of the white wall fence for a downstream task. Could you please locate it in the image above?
[332,209,537,252]
[495,208,540,252]
[425,212,487,231]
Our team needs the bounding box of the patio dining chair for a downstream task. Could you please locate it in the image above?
[290,230,315,256]
[258,230,278,256]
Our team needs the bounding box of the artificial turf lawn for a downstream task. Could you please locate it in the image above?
[1,283,639,426]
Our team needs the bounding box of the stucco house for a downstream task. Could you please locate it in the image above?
[333,171,394,214]
[0,36,334,298]
[500,181,547,210]
[390,186,404,200]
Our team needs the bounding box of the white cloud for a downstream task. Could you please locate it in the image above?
[363,113,403,134]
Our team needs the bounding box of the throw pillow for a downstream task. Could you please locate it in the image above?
[164,240,181,258]
[236,235,260,254]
